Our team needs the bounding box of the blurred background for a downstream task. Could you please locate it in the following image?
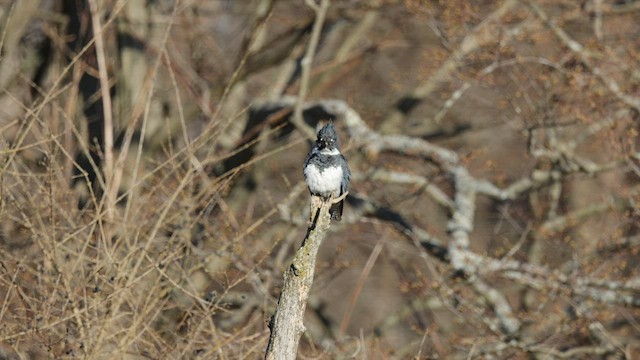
[1,0,639,358]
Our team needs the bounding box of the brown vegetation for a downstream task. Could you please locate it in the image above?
[1,0,640,358]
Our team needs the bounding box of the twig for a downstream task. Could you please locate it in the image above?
[355,168,455,211]
[540,196,631,234]
[476,339,617,358]
[593,0,604,40]
[527,1,640,112]
[338,234,385,336]
[292,0,329,140]
[314,10,377,92]
[87,0,115,222]
[379,0,519,133]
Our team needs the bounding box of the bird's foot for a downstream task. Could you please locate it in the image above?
[330,191,348,204]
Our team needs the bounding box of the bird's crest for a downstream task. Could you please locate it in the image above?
[317,122,337,141]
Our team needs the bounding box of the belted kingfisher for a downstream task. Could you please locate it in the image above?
[303,122,351,221]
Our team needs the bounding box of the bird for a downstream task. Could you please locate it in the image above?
[303,122,351,221]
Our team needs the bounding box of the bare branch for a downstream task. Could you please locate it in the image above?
[355,168,455,211]
[527,1,640,112]
[380,0,519,133]
[87,0,115,221]
[292,0,330,140]
[265,197,336,359]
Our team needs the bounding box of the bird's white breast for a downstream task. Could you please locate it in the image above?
[304,163,343,196]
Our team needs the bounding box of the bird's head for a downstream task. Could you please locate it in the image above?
[316,122,339,151]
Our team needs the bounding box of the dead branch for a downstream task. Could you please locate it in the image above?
[527,1,640,112]
[265,196,338,359]
[87,0,116,222]
[292,0,330,140]
[379,0,519,133]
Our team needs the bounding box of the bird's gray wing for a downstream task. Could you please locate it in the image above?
[340,154,351,193]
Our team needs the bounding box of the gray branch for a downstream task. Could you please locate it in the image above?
[265,197,336,360]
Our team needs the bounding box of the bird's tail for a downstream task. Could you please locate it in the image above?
[330,199,343,221]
